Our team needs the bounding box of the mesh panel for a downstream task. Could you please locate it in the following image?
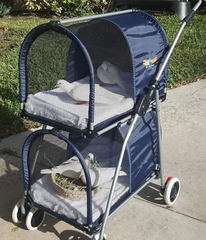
[66,19,133,81]
[28,131,69,185]
[26,19,133,95]
[26,30,84,95]
[28,130,129,186]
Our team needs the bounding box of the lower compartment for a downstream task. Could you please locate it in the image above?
[29,173,129,225]
[23,111,159,228]
[26,129,130,227]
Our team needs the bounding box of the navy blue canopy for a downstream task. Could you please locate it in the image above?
[65,11,169,101]
[106,11,169,98]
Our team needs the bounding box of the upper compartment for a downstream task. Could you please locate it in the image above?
[19,10,169,135]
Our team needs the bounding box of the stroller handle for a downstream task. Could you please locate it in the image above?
[184,0,203,25]
[155,0,203,83]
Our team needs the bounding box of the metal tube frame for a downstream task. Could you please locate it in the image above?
[155,89,165,189]
[154,0,202,190]
[96,115,132,136]
[99,114,139,240]
[30,124,47,175]
[193,0,203,11]
[60,9,133,25]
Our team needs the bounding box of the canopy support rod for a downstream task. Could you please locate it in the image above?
[60,9,133,25]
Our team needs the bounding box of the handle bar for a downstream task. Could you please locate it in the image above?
[184,0,203,25]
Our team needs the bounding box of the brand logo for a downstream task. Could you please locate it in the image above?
[143,55,157,68]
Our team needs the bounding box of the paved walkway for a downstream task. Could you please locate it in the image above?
[0,79,206,240]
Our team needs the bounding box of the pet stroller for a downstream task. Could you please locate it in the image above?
[12,0,203,239]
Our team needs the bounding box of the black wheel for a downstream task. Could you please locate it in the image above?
[26,207,45,230]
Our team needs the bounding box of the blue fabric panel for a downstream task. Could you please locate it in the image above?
[120,111,158,192]
[105,11,169,101]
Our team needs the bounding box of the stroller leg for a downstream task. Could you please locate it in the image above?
[155,89,165,190]
[153,0,203,193]
[99,114,139,240]
[30,124,47,175]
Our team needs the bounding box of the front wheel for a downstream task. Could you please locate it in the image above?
[92,233,107,240]
[12,199,23,224]
[25,207,45,230]
[164,177,180,205]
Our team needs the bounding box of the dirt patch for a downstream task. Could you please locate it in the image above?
[0,28,19,51]
[0,29,9,50]
[0,29,3,41]
[0,28,8,40]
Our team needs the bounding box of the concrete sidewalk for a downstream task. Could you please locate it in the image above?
[0,79,206,240]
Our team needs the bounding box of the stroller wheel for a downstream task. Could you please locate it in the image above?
[92,233,107,240]
[12,199,23,223]
[25,207,45,230]
[164,177,180,205]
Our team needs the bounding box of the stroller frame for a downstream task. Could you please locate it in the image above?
[92,2,203,238]
[13,1,203,240]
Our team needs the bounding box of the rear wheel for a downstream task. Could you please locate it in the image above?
[25,207,45,230]
[164,177,180,205]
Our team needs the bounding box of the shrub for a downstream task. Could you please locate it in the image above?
[0,18,46,139]
[0,2,12,16]
[13,0,112,16]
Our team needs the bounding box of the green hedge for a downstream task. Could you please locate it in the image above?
[8,0,112,16]
[0,18,47,139]
[4,0,206,16]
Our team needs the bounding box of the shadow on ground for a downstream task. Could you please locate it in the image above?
[137,181,166,205]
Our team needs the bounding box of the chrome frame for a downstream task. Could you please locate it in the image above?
[60,9,134,25]
[30,125,47,175]
[99,113,139,240]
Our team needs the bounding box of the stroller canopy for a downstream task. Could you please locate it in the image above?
[19,10,168,103]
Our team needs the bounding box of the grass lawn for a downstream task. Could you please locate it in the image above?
[0,16,49,139]
[0,14,205,140]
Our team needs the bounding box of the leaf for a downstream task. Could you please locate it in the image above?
[11,227,19,232]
